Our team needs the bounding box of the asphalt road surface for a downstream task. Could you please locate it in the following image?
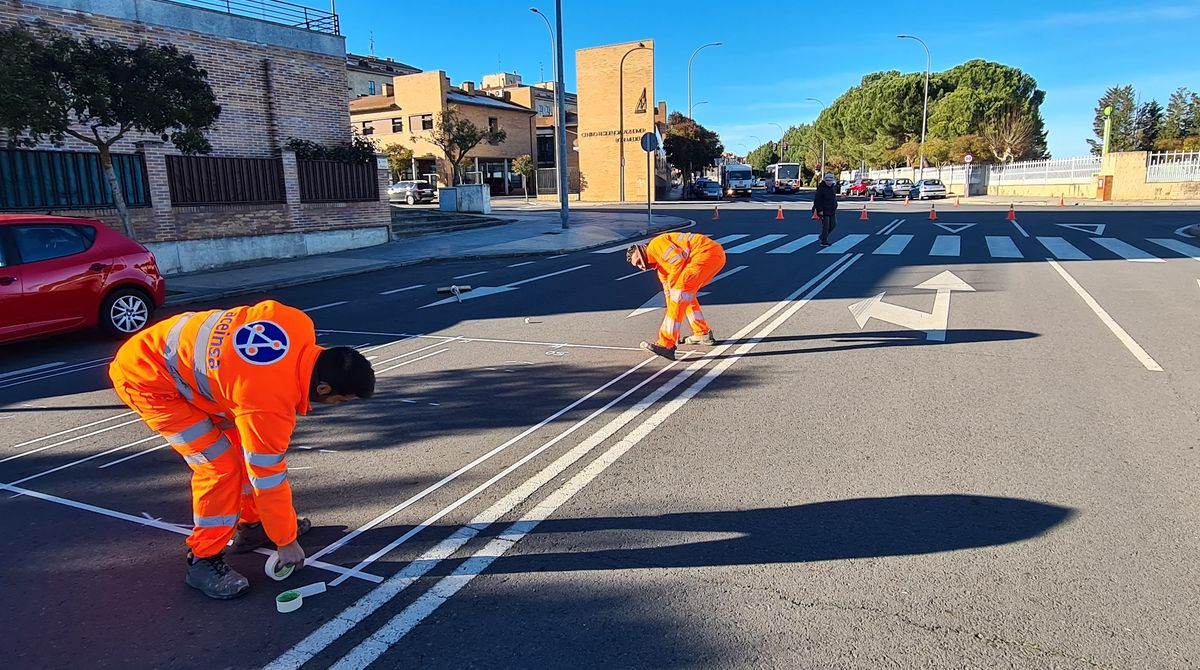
[2,194,1198,669]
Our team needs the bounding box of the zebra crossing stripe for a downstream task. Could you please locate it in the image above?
[872,235,913,255]
[1148,238,1200,261]
[713,234,750,245]
[930,235,960,257]
[1037,237,1089,260]
[818,234,869,254]
[1093,238,1164,263]
[726,234,788,253]
[985,236,1023,259]
[767,235,819,254]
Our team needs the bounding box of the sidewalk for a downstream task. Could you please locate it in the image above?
[946,194,1200,208]
[163,210,690,306]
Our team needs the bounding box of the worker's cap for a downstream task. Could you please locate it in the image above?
[626,243,648,265]
[823,173,836,183]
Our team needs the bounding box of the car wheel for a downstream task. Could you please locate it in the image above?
[406,194,416,205]
[100,287,153,339]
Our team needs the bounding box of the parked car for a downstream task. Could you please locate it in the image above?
[839,180,853,196]
[387,180,436,205]
[911,178,947,200]
[848,179,873,196]
[870,178,895,197]
[0,215,166,345]
[892,178,914,198]
[697,181,724,200]
[754,177,767,188]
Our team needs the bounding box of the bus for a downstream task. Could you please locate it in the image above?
[765,162,802,194]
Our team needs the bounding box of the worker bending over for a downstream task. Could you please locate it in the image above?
[109,300,375,600]
[627,232,727,360]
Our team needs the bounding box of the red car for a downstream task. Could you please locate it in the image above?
[848,179,873,196]
[0,214,166,344]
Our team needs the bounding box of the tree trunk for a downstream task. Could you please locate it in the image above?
[99,145,135,240]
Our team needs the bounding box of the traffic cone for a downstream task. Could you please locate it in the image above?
[859,205,869,221]
[1057,195,1065,207]
[712,206,720,221]
[1006,205,1016,221]
[954,196,960,208]
[903,194,911,206]
[776,205,786,221]
[928,205,937,221]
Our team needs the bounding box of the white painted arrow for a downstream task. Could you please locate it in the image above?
[847,270,975,342]
[933,223,975,233]
[1057,223,1105,235]
[420,265,589,308]
[625,265,748,318]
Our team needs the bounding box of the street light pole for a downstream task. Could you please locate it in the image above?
[619,42,650,203]
[898,34,930,181]
[553,0,568,227]
[530,8,556,123]
[806,97,826,178]
[688,42,721,118]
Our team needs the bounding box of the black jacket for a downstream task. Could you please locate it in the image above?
[813,181,838,215]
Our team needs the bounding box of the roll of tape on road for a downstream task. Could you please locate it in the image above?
[276,582,327,614]
[264,553,294,581]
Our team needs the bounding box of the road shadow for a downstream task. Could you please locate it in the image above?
[705,328,1039,359]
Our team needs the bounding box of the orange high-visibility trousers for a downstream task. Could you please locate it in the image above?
[657,247,726,348]
[111,376,260,558]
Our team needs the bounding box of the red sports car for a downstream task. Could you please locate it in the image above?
[0,214,166,344]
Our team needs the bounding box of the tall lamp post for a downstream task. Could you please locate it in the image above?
[529,7,561,222]
[619,42,651,203]
[530,8,556,122]
[550,1,568,226]
[688,42,721,118]
[768,122,785,158]
[805,97,827,178]
[897,34,931,181]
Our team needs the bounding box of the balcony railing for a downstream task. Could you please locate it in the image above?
[166,0,339,35]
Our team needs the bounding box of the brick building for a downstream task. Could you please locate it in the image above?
[0,0,390,274]
[350,71,536,195]
[346,52,421,98]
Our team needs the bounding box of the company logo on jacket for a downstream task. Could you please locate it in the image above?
[234,321,290,365]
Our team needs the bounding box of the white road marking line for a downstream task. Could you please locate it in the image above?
[0,362,64,380]
[5,435,160,491]
[378,284,425,295]
[269,255,859,670]
[356,336,420,354]
[452,271,488,280]
[6,411,136,451]
[885,219,907,235]
[712,234,749,245]
[506,261,535,268]
[320,254,865,670]
[305,356,659,566]
[303,301,349,313]
[929,235,961,257]
[818,234,868,254]
[1148,238,1200,261]
[615,269,648,281]
[326,355,692,587]
[1012,221,1030,238]
[508,264,589,287]
[986,236,1023,258]
[1175,225,1195,238]
[316,329,643,352]
[0,357,112,390]
[375,349,448,375]
[1037,236,1089,260]
[875,219,900,236]
[1092,238,1165,263]
[593,239,646,253]
[1047,259,1162,372]
[872,234,913,255]
[725,234,787,253]
[99,443,170,469]
[767,234,819,254]
[369,338,462,370]
[0,482,383,583]
[0,418,144,463]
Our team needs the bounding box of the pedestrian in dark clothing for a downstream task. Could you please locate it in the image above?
[813,172,839,246]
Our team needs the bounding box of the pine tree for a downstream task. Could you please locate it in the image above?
[1160,87,1194,140]
[1133,100,1163,151]
[1086,85,1137,155]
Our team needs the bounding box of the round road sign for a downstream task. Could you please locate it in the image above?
[964,153,974,163]
[640,132,659,152]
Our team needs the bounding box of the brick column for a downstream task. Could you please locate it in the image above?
[135,140,175,242]
[281,150,301,205]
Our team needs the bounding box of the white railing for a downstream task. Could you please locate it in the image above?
[987,157,1100,184]
[1146,150,1200,183]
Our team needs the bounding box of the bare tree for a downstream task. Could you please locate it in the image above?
[422,105,505,184]
[983,109,1036,163]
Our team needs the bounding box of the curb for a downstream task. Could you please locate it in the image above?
[164,217,694,307]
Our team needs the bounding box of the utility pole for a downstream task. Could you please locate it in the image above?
[553,0,568,228]
[898,35,931,181]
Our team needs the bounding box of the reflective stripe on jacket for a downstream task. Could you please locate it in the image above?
[646,232,723,288]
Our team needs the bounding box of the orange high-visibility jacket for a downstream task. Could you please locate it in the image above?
[113,300,322,547]
[646,232,723,289]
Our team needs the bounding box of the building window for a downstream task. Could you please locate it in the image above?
[391,117,403,133]
[368,80,376,95]
[361,121,374,136]
[418,114,434,130]
[488,117,499,132]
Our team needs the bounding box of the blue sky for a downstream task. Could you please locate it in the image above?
[337,1,1200,159]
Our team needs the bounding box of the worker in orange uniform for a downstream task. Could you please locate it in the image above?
[626,232,726,360]
[109,300,375,600]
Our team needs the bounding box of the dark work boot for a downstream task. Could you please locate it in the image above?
[186,552,250,600]
[640,341,676,361]
[683,330,717,346]
[230,517,312,553]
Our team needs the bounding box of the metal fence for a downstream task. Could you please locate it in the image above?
[297,160,378,203]
[166,155,285,206]
[986,157,1100,184]
[167,0,339,34]
[535,167,582,195]
[1146,150,1200,182]
[0,148,149,210]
